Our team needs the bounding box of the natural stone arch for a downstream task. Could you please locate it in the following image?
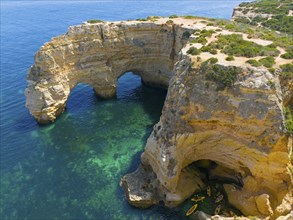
[25,22,193,123]
[121,50,292,218]
[26,20,292,218]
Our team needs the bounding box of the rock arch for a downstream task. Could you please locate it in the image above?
[25,22,193,123]
[26,20,292,218]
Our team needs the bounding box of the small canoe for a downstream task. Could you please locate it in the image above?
[214,204,221,215]
[186,204,198,216]
[191,196,205,202]
[215,194,223,203]
[207,186,211,197]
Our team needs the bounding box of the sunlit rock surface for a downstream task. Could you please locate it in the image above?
[26,17,292,219]
[26,21,192,123]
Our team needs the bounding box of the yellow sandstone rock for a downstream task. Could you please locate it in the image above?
[26,18,293,219]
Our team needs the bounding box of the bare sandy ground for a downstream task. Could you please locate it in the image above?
[109,17,292,68]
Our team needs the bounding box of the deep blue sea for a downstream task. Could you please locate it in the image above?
[1,1,249,219]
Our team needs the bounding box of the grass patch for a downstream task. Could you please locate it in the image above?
[246,59,261,67]
[211,19,292,54]
[226,56,235,61]
[136,18,147,21]
[184,15,199,19]
[215,34,279,58]
[147,16,161,20]
[187,47,200,55]
[166,20,174,25]
[191,37,208,45]
[169,14,178,18]
[259,56,275,68]
[281,48,293,59]
[208,57,218,64]
[280,63,293,76]
[87,19,104,23]
[191,29,215,45]
[235,0,293,34]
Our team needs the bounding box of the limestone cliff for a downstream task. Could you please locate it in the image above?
[26,21,192,123]
[26,17,293,219]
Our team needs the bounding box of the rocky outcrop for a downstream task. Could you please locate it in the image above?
[25,21,192,123]
[122,49,292,218]
[26,18,292,219]
[279,74,293,108]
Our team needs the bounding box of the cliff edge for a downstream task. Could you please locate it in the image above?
[25,16,293,219]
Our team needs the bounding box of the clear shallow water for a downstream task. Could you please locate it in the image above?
[1,1,248,219]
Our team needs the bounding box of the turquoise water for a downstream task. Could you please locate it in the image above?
[1,1,249,219]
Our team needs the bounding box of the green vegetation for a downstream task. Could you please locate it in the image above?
[267,80,275,89]
[259,56,275,68]
[280,63,293,76]
[209,49,217,55]
[183,31,192,39]
[225,56,235,61]
[281,52,293,59]
[183,15,200,19]
[200,60,241,90]
[166,20,174,25]
[268,68,275,74]
[169,14,178,18]
[147,16,161,19]
[208,57,218,64]
[283,107,293,135]
[197,34,279,58]
[87,19,104,23]
[191,29,215,45]
[200,45,215,53]
[236,0,293,34]
[147,16,161,21]
[281,48,293,59]
[196,29,215,38]
[245,57,275,68]
[206,19,293,54]
[192,37,208,45]
[234,17,251,24]
[187,47,200,55]
[191,30,280,58]
[214,34,279,58]
[136,18,148,21]
[246,59,261,67]
[263,16,293,34]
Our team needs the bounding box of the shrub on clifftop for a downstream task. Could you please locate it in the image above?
[187,47,200,55]
[87,20,104,23]
[200,60,241,90]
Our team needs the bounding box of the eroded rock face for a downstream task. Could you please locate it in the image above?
[124,51,292,219]
[26,19,292,219]
[25,21,192,123]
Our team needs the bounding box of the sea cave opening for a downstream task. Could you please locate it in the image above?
[64,72,167,170]
[181,159,244,216]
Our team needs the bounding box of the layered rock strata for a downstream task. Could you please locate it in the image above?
[26,22,192,123]
[122,51,292,219]
[26,18,292,219]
